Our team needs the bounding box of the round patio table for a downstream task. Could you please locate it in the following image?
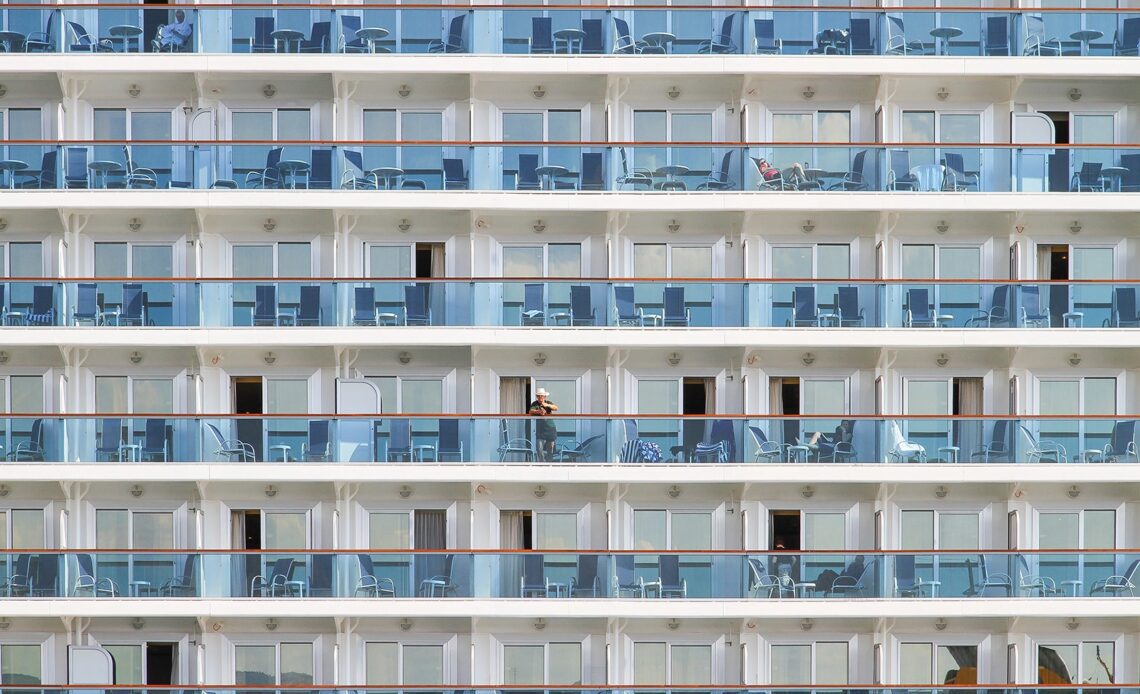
[535,164,569,190]
[369,166,405,190]
[356,27,390,53]
[640,31,675,54]
[270,28,304,53]
[0,160,28,189]
[108,25,143,52]
[929,26,962,55]
[1070,29,1103,56]
[554,27,586,54]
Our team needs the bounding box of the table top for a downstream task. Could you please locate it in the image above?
[277,159,311,171]
[554,28,586,38]
[1062,579,1083,585]
[938,446,960,451]
[109,25,143,37]
[1070,29,1104,41]
[535,164,569,176]
[930,26,963,38]
[655,164,690,176]
[369,166,405,178]
[1101,166,1129,176]
[271,29,305,39]
[88,161,123,173]
[642,32,676,43]
[356,27,390,39]
[0,160,28,170]
[0,31,26,41]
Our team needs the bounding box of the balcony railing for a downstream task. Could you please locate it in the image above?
[2,280,1138,329]
[0,415,1134,465]
[4,142,1140,193]
[4,5,1140,57]
[3,550,1138,599]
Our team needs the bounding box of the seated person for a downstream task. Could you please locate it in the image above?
[155,10,193,51]
[756,158,809,188]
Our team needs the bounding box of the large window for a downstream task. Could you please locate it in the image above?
[901,244,982,322]
[363,110,445,187]
[235,643,314,686]
[95,509,175,592]
[3,242,44,314]
[771,111,852,173]
[632,110,714,177]
[1037,642,1115,685]
[771,642,848,684]
[93,108,173,185]
[1037,377,1115,456]
[899,643,978,685]
[232,109,312,178]
[0,375,44,456]
[633,509,713,596]
[900,510,979,596]
[366,643,445,684]
[231,243,312,325]
[1037,509,1115,592]
[503,110,582,187]
[0,644,40,684]
[503,643,581,685]
[632,243,714,325]
[0,108,42,169]
[901,111,982,181]
[94,242,176,323]
[633,642,711,685]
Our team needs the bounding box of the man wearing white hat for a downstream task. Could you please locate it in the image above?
[528,388,559,461]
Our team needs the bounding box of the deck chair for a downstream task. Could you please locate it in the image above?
[245,147,283,189]
[885,15,925,54]
[754,19,782,54]
[894,554,925,597]
[983,16,1010,55]
[699,13,738,54]
[307,554,334,597]
[887,420,926,462]
[522,283,545,325]
[748,558,787,598]
[26,285,56,326]
[1071,162,1106,191]
[1108,287,1140,326]
[848,18,873,54]
[1090,558,1140,596]
[339,14,368,52]
[301,21,330,52]
[25,9,58,52]
[614,286,645,326]
[498,419,533,462]
[253,285,279,326]
[67,21,112,51]
[437,419,464,461]
[570,555,600,596]
[74,554,118,596]
[748,426,784,462]
[121,145,157,189]
[251,557,294,596]
[581,19,604,54]
[387,419,413,462]
[753,156,789,191]
[515,153,541,190]
[838,149,871,191]
[904,288,936,327]
[611,16,640,54]
[966,284,1011,327]
[404,284,430,325]
[301,420,331,461]
[613,554,645,596]
[942,152,980,191]
[616,147,653,189]
[9,418,45,461]
[520,553,548,597]
[355,554,396,597]
[1019,285,1050,327]
[250,16,275,53]
[1118,153,1140,192]
[1114,16,1140,55]
[1018,424,1068,463]
[830,556,875,596]
[64,147,89,188]
[693,419,735,463]
[353,287,378,325]
[790,286,819,326]
[555,433,604,462]
[970,420,1011,462]
[662,287,690,327]
[141,418,169,462]
[569,285,596,326]
[307,149,333,189]
[342,150,377,189]
[73,283,98,325]
[18,150,57,189]
[887,149,919,190]
[965,554,1013,596]
[579,152,605,190]
[1023,14,1061,56]
[818,420,856,462]
[419,554,458,596]
[296,285,321,326]
[442,158,469,189]
[120,283,145,326]
[1102,420,1137,463]
[530,17,554,54]
[1,554,34,597]
[428,14,466,53]
[658,555,687,598]
[95,418,123,461]
[160,555,198,596]
[696,151,735,190]
[836,286,865,326]
[1017,554,1061,597]
[206,422,255,462]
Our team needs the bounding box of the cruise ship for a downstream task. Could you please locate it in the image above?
[0,3,1138,691]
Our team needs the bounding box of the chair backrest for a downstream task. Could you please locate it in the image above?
[1026,14,1045,40]
[749,425,769,448]
[615,286,636,319]
[613,17,633,42]
[298,285,320,323]
[389,418,411,449]
[576,554,598,584]
[266,146,283,170]
[1122,558,1140,581]
[121,144,136,174]
[308,419,330,451]
[254,285,277,320]
[354,286,375,318]
[76,553,95,578]
[890,149,911,177]
[581,19,603,53]
[849,18,871,50]
[887,14,905,38]
[989,284,1010,317]
[717,14,735,40]
[517,153,539,187]
[1110,420,1136,453]
[446,14,465,44]
[523,553,545,585]
[663,286,685,319]
[99,418,122,451]
[32,284,53,317]
[531,16,553,50]
[309,149,332,188]
[570,285,591,318]
[65,147,88,181]
[67,21,92,45]
[345,149,365,174]
[270,557,293,579]
[624,418,638,442]
[943,152,965,176]
[907,288,931,321]
[580,152,604,188]
[443,158,466,182]
[793,286,816,323]
[144,418,166,451]
[39,150,58,188]
[438,419,460,452]
[308,21,331,49]
[206,423,227,446]
[341,14,362,37]
[1119,154,1140,186]
[747,557,765,585]
[405,283,429,322]
[989,419,1010,452]
[310,554,333,590]
[75,282,97,318]
[1123,17,1140,46]
[1022,284,1042,314]
[660,554,680,585]
[986,16,1009,52]
[34,553,57,592]
[837,286,859,318]
[1018,424,1038,450]
[895,553,915,585]
[615,553,635,584]
[852,149,869,178]
[1079,161,1103,181]
[357,553,375,576]
[523,283,544,312]
[888,420,906,449]
[709,419,735,460]
[122,283,143,321]
[1115,287,1137,323]
[754,18,775,49]
[254,16,275,44]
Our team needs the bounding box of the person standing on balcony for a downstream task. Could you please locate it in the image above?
[528,388,559,461]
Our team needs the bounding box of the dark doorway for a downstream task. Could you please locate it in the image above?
[145,643,176,685]
[770,511,802,581]
[781,378,801,446]
[235,510,261,595]
[142,0,170,54]
[682,379,708,416]
[233,377,264,461]
[1042,111,1070,192]
[1039,244,1070,326]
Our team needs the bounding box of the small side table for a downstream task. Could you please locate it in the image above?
[108,25,144,52]
[378,312,399,326]
[787,444,811,463]
[1062,579,1083,596]
[935,314,955,327]
[270,444,292,462]
[286,579,306,597]
[795,581,816,598]
[937,446,960,464]
[129,580,152,597]
[1063,311,1084,328]
[119,443,141,462]
[0,160,29,189]
[355,26,390,53]
[817,312,839,327]
[642,313,663,327]
[1083,449,1104,463]
[917,578,941,597]
[546,582,569,598]
[414,444,437,462]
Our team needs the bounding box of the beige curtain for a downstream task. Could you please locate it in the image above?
[955,378,984,459]
[768,377,785,445]
[429,243,446,278]
[499,511,527,596]
[499,376,529,445]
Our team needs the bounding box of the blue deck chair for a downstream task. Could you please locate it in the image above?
[1103,420,1138,463]
[530,17,554,54]
[1115,17,1140,55]
[522,283,545,325]
[885,15,925,54]
[662,287,690,327]
[387,418,413,462]
[1019,285,1050,327]
[307,554,333,597]
[614,554,644,596]
[1023,14,1061,56]
[25,10,58,53]
[246,147,283,189]
[342,150,377,189]
[965,284,1010,327]
[1109,287,1140,327]
[837,286,865,326]
[830,556,875,597]
[297,285,321,326]
[570,555,600,596]
[308,149,333,189]
[207,423,254,462]
[18,150,57,189]
[791,286,818,326]
[894,554,924,597]
[697,151,734,190]
[353,286,378,325]
[521,553,547,597]
[301,21,330,52]
[251,16,275,53]
[1018,424,1067,464]
[942,152,980,191]
[1119,154,1140,191]
[443,158,469,189]
[983,16,1010,55]
[965,554,1013,597]
[428,14,466,53]
[1071,162,1105,192]
[73,283,98,325]
[839,149,871,191]
[696,419,736,463]
[614,286,645,326]
[1,554,34,597]
[848,18,874,54]
[251,557,294,597]
[580,152,605,190]
[9,418,45,461]
[404,284,430,325]
[302,420,331,461]
[438,419,463,461]
[569,285,596,326]
[818,420,856,462]
[75,554,117,596]
[67,21,112,51]
[658,555,687,598]
[904,288,935,327]
[748,426,784,462]
[96,418,123,461]
[27,285,55,326]
[612,17,639,54]
[970,419,1011,462]
[355,554,396,597]
[515,153,541,190]
[122,145,157,189]
[754,19,782,54]
[581,19,603,54]
[253,285,278,326]
[888,149,919,190]
[141,419,168,462]
[64,147,88,188]
[339,15,367,53]
[555,433,604,462]
[120,283,144,326]
[699,13,738,54]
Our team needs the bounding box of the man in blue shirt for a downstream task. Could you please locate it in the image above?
[156,10,192,51]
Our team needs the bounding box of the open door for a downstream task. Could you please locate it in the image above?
[1011,112,1056,192]
[232,377,263,461]
[336,378,381,462]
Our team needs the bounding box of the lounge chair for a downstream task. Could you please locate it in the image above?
[251,557,295,597]
[498,419,533,462]
[1017,554,1061,597]
[355,554,396,596]
[662,287,689,327]
[140,418,169,462]
[160,555,198,596]
[1114,17,1140,55]
[404,284,431,325]
[887,149,919,190]
[339,15,368,53]
[521,283,545,325]
[206,422,255,462]
[67,21,112,51]
[296,285,321,326]
[520,553,549,597]
[529,17,554,54]
[386,418,413,462]
[1023,14,1061,56]
[437,419,464,462]
[753,19,782,54]
[73,283,99,325]
[302,420,331,461]
[1019,285,1050,327]
[442,158,469,189]
[748,426,785,462]
[568,285,596,326]
[353,287,379,326]
[1101,420,1137,463]
[1109,287,1140,327]
[1018,424,1067,463]
[301,21,330,52]
[515,153,542,190]
[887,420,926,462]
[657,555,687,598]
[570,555,600,596]
[614,286,645,326]
[1071,162,1106,192]
[885,15,925,55]
[428,15,466,53]
[698,14,738,54]
[74,554,118,596]
[965,284,1011,327]
[836,286,865,326]
[964,554,1012,597]
[120,284,145,326]
[1090,558,1140,596]
[830,556,875,597]
[696,151,735,191]
[983,15,1010,55]
[970,420,1011,463]
[904,288,936,328]
[790,286,819,326]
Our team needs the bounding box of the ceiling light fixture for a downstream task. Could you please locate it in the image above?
[666,618,681,630]
[397,84,412,98]
[262,84,277,99]
[128,217,142,232]
[667,219,681,233]
[533,352,547,366]
[0,484,9,497]
[1066,617,1080,630]
[533,618,547,630]
[398,351,413,365]
[1067,485,1081,499]
[934,485,948,499]
[1068,88,1082,102]
[399,485,413,498]
[129,485,144,498]
[132,617,146,630]
[129,351,143,364]
[532,85,546,99]
[1069,221,1082,235]
[263,352,277,365]
[265,618,278,631]
[263,218,277,232]
[934,618,948,631]
[666,86,681,100]
[936,353,950,367]
[399,618,414,631]
[800,618,814,631]
[800,485,815,499]
[0,218,8,230]
[128,84,141,98]
[802,86,816,100]
[532,220,546,234]
[935,220,950,234]
[397,218,412,233]
[0,351,9,364]
[801,220,815,234]
[533,485,548,499]
[1068,353,1082,367]
[264,485,278,498]
[0,618,10,630]
[0,85,8,98]
[801,352,816,366]
[936,87,950,101]
[667,352,682,366]
[667,485,682,499]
